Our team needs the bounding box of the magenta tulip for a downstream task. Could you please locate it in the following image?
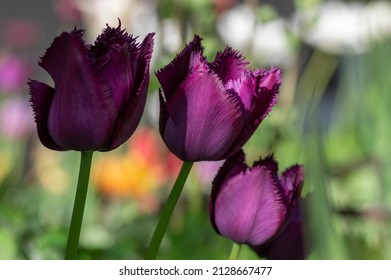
[209,150,304,246]
[28,23,154,151]
[156,35,281,161]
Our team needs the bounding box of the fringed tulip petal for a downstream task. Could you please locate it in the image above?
[247,68,280,123]
[225,71,256,110]
[156,35,203,101]
[90,24,140,113]
[210,47,249,83]
[226,69,281,157]
[106,33,154,150]
[162,55,244,161]
[28,80,65,151]
[210,150,247,230]
[280,164,304,210]
[211,150,247,195]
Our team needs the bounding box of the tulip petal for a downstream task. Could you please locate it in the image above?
[253,154,278,174]
[107,33,154,150]
[226,68,281,157]
[159,89,170,136]
[210,47,249,83]
[162,56,244,161]
[90,23,139,113]
[248,68,281,121]
[213,166,286,245]
[211,150,247,191]
[251,204,304,259]
[226,71,256,110]
[156,35,203,101]
[28,80,65,151]
[40,29,117,150]
[280,164,304,209]
[210,150,247,232]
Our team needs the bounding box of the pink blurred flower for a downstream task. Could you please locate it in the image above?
[0,54,30,93]
[0,97,34,139]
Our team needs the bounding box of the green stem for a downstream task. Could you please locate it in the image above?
[65,151,93,260]
[229,243,242,260]
[145,161,193,260]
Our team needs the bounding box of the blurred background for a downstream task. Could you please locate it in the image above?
[1,0,391,259]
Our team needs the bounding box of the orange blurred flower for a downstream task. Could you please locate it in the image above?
[92,127,181,212]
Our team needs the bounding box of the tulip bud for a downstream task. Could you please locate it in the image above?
[209,150,304,246]
[28,22,154,151]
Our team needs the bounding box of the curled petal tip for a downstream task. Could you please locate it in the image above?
[211,46,249,83]
[116,18,122,29]
[156,34,205,100]
[260,68,282,90]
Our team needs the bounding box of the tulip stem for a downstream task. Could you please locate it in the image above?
[145,161,193,260]
[229,243,242,260]
[65,151,93,260]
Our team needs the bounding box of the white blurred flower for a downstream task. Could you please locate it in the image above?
[127,0,159,37]
[217,4,294,66]
[295,1,368,54]
[366,1,391,41]
[77,0,158,40]
[160,18,182,54]
[216,4,256,50]
[251,19,294,66]
[292,1,391,54]
[77,0,132,39]
[76,0,161,66]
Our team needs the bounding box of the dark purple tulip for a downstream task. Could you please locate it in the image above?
[156,35,281,161]
[28,23,154,151]
[209,150,304,246]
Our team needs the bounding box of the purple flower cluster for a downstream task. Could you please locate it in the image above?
[28,22,304,257]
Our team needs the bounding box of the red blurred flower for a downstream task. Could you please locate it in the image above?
[1,19,41,48]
